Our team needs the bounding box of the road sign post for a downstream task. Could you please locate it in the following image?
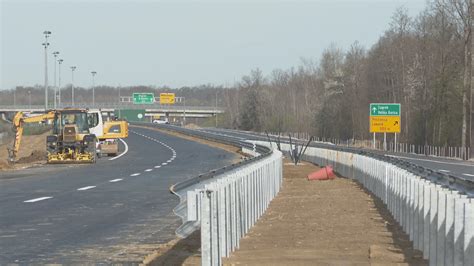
[370,103,401,151]
[133,93,154,104]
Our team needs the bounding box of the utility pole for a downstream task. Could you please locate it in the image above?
[52,51,59,109]
[43,30,51,110]
[58,59,63,107]
[91,71,97,107]
[71,66,76,106]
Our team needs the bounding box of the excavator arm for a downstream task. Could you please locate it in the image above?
[8,111,55,163]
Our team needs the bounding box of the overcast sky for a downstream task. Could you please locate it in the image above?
[1,0,427,90]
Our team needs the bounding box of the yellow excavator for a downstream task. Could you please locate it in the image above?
[8,108,128,164]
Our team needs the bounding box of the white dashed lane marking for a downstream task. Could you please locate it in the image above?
[438,169,450,173]
[154,165,161,169]
[77,186,96,191]
[145,169,153,172]
[109,178,123,183]
[162,162,168,166]
[130,173,141,177]
[24,197,53,203]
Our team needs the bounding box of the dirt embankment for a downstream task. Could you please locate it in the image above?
[143,159,427,265]
[0,132,48,171]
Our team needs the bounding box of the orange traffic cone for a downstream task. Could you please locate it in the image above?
[307,166,336,181]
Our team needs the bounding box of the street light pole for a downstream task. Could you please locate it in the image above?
[71,66,76,107]
[43,30,51,110]
[215,89,218,128]
[28,90,32,111]
[91,71,97,107]
[58,59,63,107]
[52,51,59,109]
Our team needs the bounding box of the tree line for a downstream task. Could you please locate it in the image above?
[228,0,473,149]
[1,0,472,149]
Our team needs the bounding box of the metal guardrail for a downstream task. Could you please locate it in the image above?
[132,122,282,266]
[266,131,471,160]
[134,124,473,265]
[255,140,474,266]
[208,128,474,194]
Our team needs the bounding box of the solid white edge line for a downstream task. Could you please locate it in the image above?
[109,178,123,182]
[77,186,96,191]
[24,197,53,203]
[109,139,129,161]
[462,173,474,177]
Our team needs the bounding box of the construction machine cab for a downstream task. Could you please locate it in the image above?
[46,109,98,163]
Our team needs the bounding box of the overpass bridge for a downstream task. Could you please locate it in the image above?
[0,104,225,119]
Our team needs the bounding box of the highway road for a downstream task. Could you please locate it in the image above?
[199,127,474,181]
[0,125,237,264]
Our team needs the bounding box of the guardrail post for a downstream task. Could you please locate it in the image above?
[436,189,447,265]
[429,184,439,264]
[211,190,220,265]
[201,190,212,266]
[453,196,468,265]
[464,199,474,265]
[444,192,457,265]
[422,182,431,259]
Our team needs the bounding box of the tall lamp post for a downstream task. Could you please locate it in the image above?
[58,59,63,107]
[52,51,60,109]
[71,66,77,106]
[43,30,51,110]
[28,90,32,111]
[91,71,97,107]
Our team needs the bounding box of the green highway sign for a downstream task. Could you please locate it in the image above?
[370,103,400,116]
[133,93,154,104]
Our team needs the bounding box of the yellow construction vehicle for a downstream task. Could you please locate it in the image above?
[8,111,55,163]
[47,109,99,163]
[8,109,128,164]
[87,110,128,157]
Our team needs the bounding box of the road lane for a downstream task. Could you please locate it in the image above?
[0,125,238,264]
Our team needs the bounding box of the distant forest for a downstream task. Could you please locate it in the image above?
[1,1,473,148]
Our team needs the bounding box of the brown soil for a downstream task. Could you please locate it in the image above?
[144,159,427,265]
[223,159,426,265]
[0,132,49,170]
[184,123,201,130]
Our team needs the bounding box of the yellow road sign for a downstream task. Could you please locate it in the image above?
[159,93,175,104]
[370,116,401,133]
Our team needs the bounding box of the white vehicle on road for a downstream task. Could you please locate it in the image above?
[153,118,169,124]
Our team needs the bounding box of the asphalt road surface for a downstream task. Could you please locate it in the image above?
[199,127,474,181]
[0,125,237,264]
